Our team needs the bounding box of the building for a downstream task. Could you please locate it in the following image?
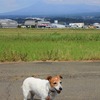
[24,18,36,28]
[0,19,18,28]
[93,23,100,29]
[37,21,51,28]
[51,20,66,28]
[24,17,51,28]
[51,23,66,28]
[69,23,84,28]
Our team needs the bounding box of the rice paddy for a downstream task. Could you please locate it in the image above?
[0,28,100,62]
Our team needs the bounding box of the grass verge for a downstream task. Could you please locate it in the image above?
[0,28,100,62]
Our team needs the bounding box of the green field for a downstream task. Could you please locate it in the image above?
[0,28,100,62]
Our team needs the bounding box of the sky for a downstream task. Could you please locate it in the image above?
[0,0,100,15]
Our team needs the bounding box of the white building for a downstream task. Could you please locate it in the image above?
[69,23,84,28]
[51,23,66,28]
[24,17,51,28]
[54,20,58,24]
[93,23,100,28]
[0,19,18,28]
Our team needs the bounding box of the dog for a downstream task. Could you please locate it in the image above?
[22,75,63,100]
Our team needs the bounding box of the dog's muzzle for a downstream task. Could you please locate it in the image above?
[54,87,62,94]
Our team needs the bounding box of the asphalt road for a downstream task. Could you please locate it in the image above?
[0,61,100,100]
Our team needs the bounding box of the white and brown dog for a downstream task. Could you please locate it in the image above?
[22,75,63,100]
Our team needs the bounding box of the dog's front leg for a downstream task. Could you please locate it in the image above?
[30,94,34,100]
[46,96,50,100]
[41,96,50,100]
[30,91,35,100]
[41,98,45,100]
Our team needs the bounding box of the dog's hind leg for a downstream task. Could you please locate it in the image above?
[30,91,35,100]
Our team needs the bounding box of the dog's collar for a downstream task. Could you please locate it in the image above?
[50,90,55,93]
[48,89,56,96]
[48,89,55,98]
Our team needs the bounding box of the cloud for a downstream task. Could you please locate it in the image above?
[0,0,35,13]
[44,0,100,5]
[0,0,100,14]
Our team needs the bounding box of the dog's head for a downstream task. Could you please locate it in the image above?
[47,75,63,94]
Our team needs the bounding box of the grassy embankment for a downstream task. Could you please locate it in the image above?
[0,28,100,62]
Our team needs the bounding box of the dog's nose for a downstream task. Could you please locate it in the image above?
[59,87,62,91]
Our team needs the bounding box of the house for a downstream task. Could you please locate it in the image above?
[69,23,84,28]
[0,19,18,28]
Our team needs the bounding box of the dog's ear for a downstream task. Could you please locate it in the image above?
[59,75,63,79]
[46,76,52,80]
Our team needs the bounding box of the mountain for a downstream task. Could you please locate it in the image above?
[0,2,100,16]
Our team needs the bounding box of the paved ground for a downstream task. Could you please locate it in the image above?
[0,61,100,100]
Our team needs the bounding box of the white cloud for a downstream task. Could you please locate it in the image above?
[45,0,100,5]
[0,0,35,13]
[0,0,100,14]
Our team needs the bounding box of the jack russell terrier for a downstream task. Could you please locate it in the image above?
[22,75,63,100]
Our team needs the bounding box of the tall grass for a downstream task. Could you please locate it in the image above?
[0,28,100,62]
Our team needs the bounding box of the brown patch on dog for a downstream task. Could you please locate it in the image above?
[46,76,52,80]
[47,75,62,87]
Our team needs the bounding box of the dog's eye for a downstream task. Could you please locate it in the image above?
[53,82,57,84]
[60,82,62,84]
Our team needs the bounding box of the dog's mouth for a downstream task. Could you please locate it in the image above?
[50,88,61,94]
[54,88,62,94]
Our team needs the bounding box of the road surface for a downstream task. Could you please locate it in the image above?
[0,61,100,100]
